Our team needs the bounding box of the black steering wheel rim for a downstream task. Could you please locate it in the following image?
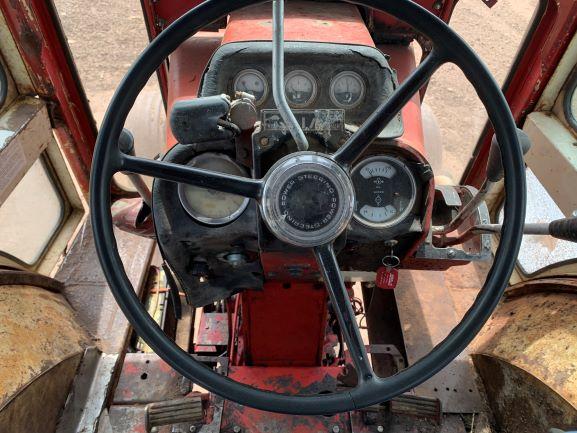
[90,0,526,415]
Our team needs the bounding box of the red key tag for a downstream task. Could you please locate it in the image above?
[376,266,399,289]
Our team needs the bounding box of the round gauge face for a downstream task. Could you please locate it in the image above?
[285,70,317,108]
[233,69,268,105]
[330,71,366,108]
[178,153,250,226]
[351,156,417,228]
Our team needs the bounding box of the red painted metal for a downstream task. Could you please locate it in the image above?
[235,282,328,367]
[259,251,320,281]
[463,0,577,186]
[140,0,170,101]
[194,312,229,354]
[371,0,458,38]
[381,44,426,157]
[222,1,374,46]
[0,0,97,195]
[141,0,455,31]
[222,367,350,433]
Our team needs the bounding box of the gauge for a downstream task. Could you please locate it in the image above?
[178,153,250,226]
[233,69,268,105]
[285,70,317,108]
[351,156,417,228]
[330,71,366,109]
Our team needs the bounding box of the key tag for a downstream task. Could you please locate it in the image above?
[376,242,400,290]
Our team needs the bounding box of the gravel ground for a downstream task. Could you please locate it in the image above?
[54,0,538,177]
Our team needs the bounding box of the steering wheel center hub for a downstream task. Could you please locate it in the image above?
[261,153,355,247]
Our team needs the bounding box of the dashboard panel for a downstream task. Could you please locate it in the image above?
[200,41,404,144]
[154,42,433,307]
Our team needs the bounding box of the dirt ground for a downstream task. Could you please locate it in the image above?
[54,0,538,178]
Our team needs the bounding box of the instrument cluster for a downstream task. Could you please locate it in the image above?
[199,41,403,136]
[233,68,367,110]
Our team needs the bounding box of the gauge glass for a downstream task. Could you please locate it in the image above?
[285,70,317,108]
[234,69,268,105]
[351,156,417,228]
[330,71,366,108]
[178,153,250,226]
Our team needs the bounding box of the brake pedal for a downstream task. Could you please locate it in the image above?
[145,395,204,432]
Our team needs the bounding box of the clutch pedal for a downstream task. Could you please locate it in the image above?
[146,395,204,432]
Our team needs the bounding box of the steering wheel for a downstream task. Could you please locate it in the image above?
[90,0,526,415]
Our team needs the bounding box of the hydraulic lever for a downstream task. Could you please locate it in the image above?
[433,128,532,235]
[440,216,577,246]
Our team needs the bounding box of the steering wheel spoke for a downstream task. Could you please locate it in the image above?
[333,50,445,167]
[119,154,263,200]
[314,243,375,384]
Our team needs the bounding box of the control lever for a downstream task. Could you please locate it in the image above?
[118,128,153,207]
[433,128,531,235]
[441,216,577,246]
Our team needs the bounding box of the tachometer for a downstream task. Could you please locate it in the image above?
[285,70,317,107]
[330,71,365,108]
[178,153,250,226]
[351,156,417,228]
[234,69,268,105]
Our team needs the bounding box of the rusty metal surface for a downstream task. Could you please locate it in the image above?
[0,285,88,407]
[0,98,52,205]
[55,219,155,354]
[473,280,577,410]
[0,0,98,195]
[352,409,468,433]
[56,348,118,433]
[0,353,83,433]
[0,269,63,292]
[474,355,577,433]
[108,405,148,433]
[197,312,229,347]
[504,277,577,298]
[113,353,191,405]
[394,269,484,413]
[222,367,348,433]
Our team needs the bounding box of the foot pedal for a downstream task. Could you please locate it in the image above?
[146,395,204,432]
[390,394,442,425]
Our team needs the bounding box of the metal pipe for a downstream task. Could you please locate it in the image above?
[272,0,308,151]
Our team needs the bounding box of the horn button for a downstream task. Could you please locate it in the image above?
[261,153,355,247]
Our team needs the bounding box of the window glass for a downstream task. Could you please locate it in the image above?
[0,157,64,265]
[563,69,577,131]
[500,168,577,275]
[424,0,539,179]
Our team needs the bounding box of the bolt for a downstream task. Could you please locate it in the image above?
[332,426,340,433]
[190,427,197,433]
[573,209,577,217]
[447,248,456,259]
[233,426,242,433]
[377,426,385,433]
[225,253,247,267]
[433,0,443,10]
[260,136,270,147]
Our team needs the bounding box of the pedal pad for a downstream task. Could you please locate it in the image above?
[145,395,204,432]
[390,394,442,425]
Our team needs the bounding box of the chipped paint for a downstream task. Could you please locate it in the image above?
[473,280,577,408]
[0,285,88,408]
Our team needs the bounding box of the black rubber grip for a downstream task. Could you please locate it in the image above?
[487,128,532,182]
[549,217,577,243]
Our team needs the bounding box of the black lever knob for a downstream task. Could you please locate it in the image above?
[549,217,577,243]
[486,128,532,182]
